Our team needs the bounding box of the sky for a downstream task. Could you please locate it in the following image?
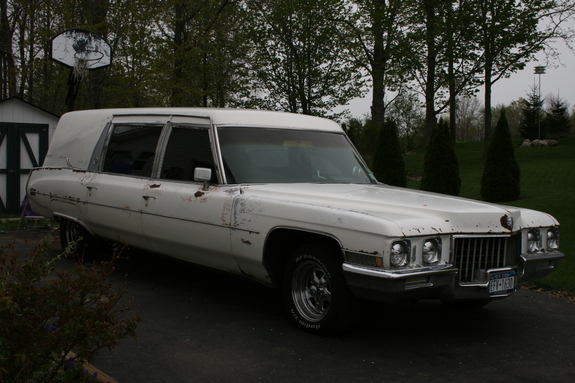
[338,43,575,118]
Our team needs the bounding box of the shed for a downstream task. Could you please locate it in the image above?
[0,97,60,214]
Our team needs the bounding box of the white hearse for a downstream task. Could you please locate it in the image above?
[27,108,564,333]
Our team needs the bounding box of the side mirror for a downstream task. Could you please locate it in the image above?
[194,167,212,191]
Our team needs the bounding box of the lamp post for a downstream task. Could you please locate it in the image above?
[534,65,546,142]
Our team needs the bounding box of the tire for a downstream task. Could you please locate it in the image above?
[283,243,359,335]
[59,219,96,259]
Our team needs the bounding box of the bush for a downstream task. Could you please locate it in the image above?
[420,119,461,195]
[481,109,521,202]
[544,96,572,137]
[372,120,407,187]
[0,233,141,382]
[520,86,546,140]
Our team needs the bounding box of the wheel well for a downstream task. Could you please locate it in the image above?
[263,228,343,289]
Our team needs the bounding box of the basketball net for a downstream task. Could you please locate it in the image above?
[72,50,104,82]
[72,58,89,82]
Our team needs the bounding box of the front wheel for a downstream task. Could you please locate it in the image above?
[283,243,359,334]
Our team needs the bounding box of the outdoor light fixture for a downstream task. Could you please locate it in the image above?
[534,65,546,142]
[534,66,546,75]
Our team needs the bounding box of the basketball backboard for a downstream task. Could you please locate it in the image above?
[50,28,112,69]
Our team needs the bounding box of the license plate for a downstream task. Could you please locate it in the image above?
[489,271,516,296]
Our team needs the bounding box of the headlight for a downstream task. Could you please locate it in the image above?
[390,241,410,268]
[547,228,560,251]
[422,238,441,265]
[527,229,541,253]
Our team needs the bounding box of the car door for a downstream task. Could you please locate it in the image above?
[84,118,165,248]
[140,117,239,273]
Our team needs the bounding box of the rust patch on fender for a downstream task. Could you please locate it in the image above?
[149,184,161,189]
[194,191,205,198]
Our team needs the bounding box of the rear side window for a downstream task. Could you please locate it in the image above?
[103,124,163,177]
[159,126,215,182]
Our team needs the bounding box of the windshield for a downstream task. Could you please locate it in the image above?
[217,127,376,184]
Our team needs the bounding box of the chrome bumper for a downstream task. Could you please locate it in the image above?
[519,250,564,282]
[342,263,457,302]
[342,249,565,303]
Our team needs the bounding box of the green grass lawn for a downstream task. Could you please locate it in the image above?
[402,136,575,294]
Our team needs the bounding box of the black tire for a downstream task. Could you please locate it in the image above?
[283,243,359,335]
[59,219,96,259]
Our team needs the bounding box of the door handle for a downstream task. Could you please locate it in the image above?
[143,195,156,206]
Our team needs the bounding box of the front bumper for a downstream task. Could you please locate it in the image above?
[519,250,564,282]
[342,263,457,303]
[342,250,565,303]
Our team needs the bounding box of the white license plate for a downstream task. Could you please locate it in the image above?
[489,271,516,296]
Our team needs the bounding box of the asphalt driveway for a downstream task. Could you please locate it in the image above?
[3,228,574,382]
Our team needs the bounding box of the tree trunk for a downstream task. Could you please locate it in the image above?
[0,0,17,98]
[371,0,387,131]
[172,3,186,107]
[483,61,493,156]
[424,0,437,144]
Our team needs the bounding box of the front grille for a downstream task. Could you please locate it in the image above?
[453,235,517,284]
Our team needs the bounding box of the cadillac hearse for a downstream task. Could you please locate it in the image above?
[27,108,564,333]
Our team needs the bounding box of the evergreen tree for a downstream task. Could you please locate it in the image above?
[520,86,545,140]
[481,109,521,202]
[420,119,461,195]
[372,120,407,187]
[544,95,572,136]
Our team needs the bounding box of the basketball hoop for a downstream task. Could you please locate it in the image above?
[72,50,105,81]
[50,28,112,110]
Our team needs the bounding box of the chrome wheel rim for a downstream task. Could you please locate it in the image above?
[291,260,332,322]
[64,221,81,254]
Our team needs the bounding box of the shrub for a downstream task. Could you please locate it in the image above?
[0,233,141,383]
[520,86,546,140]
[420,119,461,195]
[544,95,572,137]
[481,109,521,202]
[373,119,407,187]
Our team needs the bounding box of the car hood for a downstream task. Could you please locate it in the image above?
[236,183,558,237]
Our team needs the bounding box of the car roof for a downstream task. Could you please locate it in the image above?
[43,108,344,170]
[67,107,343,132]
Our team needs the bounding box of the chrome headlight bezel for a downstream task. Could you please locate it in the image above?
[422,237,441,265]
[546,227,560,251]
[390,240,410,268]
[527,229,542,253]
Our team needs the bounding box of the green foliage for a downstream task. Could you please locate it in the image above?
[544,96,572,137]
[481,110,521,202]
[520,86,546,140]
[397,137,575,294]
[0,233,141,383]
[345,117,378,157]
[372,120,407,187]
[241,0,366,116]
[420,119,461,195]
